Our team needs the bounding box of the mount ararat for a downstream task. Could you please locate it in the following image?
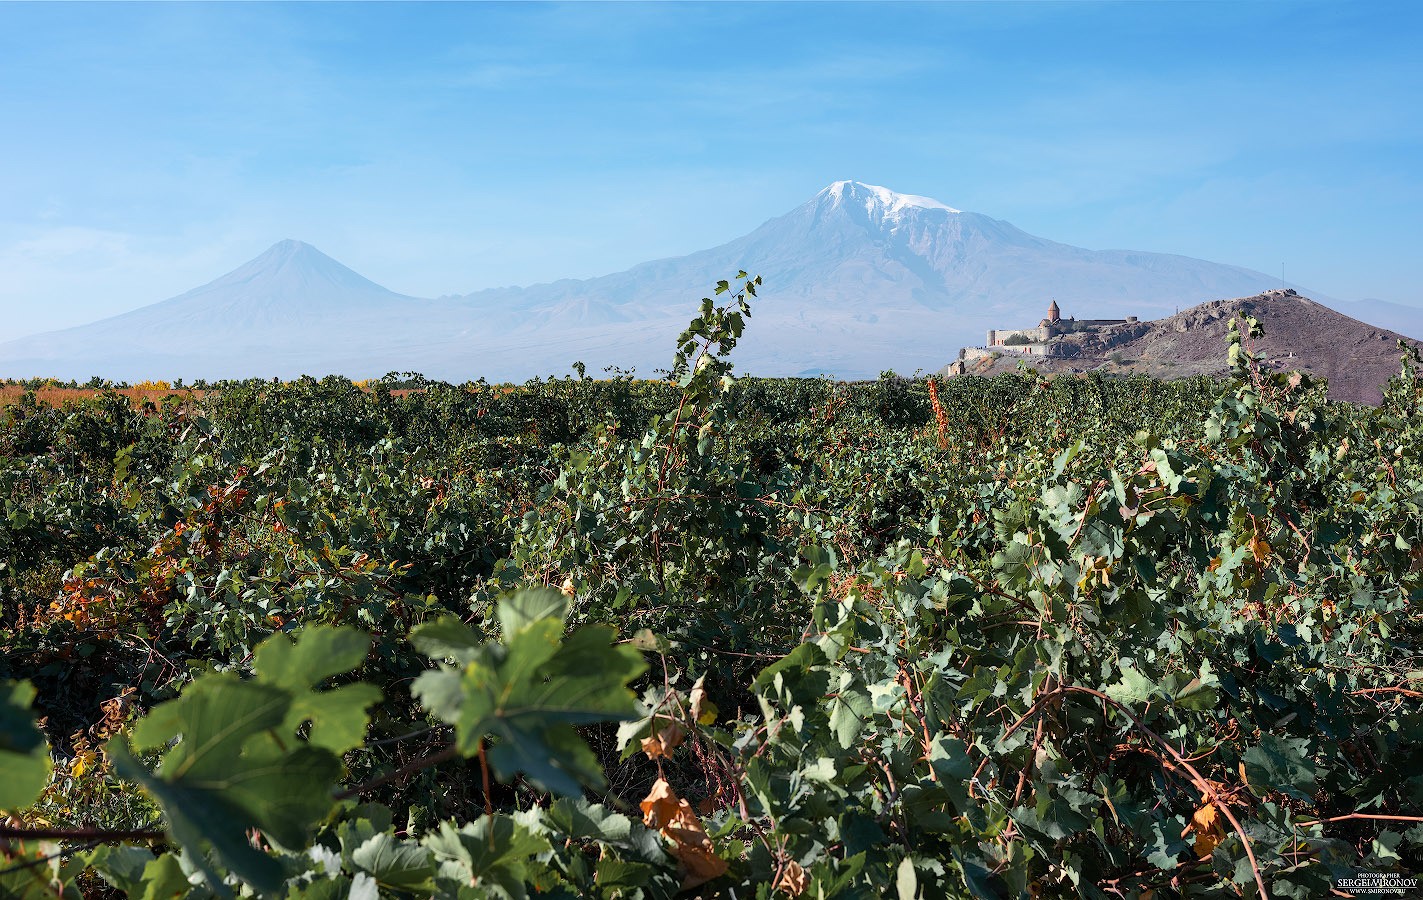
[3,181,1418,382]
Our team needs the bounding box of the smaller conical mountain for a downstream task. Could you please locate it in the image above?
[92,240,430,343]
[148,239,413,321]
[0,241,483,380]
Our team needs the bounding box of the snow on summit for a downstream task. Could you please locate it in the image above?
[820,180,961,217]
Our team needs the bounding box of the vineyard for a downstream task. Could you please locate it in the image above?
[1,274,1420,898]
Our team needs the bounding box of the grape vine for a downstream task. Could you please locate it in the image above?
[1,274,1420,898]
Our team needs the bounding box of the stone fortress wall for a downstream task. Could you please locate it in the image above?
[985,326,1050,346]
[944,301,1141,375]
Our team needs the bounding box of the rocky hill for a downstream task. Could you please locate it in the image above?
[944,290,1420,404]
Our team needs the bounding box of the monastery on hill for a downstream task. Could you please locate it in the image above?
[944,301,1140,375]
[986,300,1139,350]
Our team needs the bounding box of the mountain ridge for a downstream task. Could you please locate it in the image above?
[2,182,1419,383]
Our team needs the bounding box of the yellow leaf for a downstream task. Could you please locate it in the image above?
[696,699,719,726]
[689,679,718,725]
[1189,803,1226,858]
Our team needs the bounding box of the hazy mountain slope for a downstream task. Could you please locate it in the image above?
[448,181,1350,377]
[0,241,490,380]
[1336,298,1423,340]
[2,183,1418,382]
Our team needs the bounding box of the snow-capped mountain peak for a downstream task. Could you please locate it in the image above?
[819,180,961,218]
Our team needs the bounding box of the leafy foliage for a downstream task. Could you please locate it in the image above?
[2,277,1421,897]
[413,588,646,796]
[105,627,374,892]
[0,680,51,811]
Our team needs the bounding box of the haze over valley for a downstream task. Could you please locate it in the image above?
[4,182,1417,383]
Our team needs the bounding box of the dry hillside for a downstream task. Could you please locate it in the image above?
[949,290,1420,404]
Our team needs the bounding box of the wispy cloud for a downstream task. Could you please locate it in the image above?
[1,0,1419,328]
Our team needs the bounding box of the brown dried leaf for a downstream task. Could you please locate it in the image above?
[673,841,728,890]
[1189,802,1226,858]
[775,859,807,896]
[640,720,686,759]
[640,776,681,829]
[1249,534,1271,563]
[97,687,138,739]
[659,720,686,753]
[666,807,727,889]
[639,776,728,889]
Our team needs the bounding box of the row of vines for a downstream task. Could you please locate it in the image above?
[1,274,1420,898]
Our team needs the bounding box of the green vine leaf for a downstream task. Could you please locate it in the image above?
[1243,735,1317,802]
[425,816,552,900]
[416,588,646,796]
[349,831,436,893]
[252,625,381,754]
[0,838,87,899]
[497,587,570,638]
[1103,662,1158,706]
[0,680,52,812]
[409,616,484,664]
[108,673,343,893]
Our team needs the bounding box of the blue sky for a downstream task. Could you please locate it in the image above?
[2,1,1420,340]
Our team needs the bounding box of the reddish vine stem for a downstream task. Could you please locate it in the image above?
[1058,686,1269,900]
[1002,685,1064,739]
[1297,813,1423,827]
[1012,713,1046,808]
[1067,480,1108,545]
[332,744,458,801]
[968,754,992,800]
[1351,687,1423,699]
[1006,681,1269,896]
[0,826,164,842]
[478,741,494,817]
[648,330,712,593]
